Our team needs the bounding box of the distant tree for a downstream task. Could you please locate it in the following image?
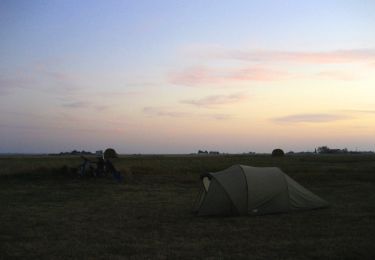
[104,148,118,159]
[272,149,285,157]
[317,146,349,154]
[317,146,330,154]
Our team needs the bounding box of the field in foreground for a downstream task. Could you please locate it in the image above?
[0,154,374,259]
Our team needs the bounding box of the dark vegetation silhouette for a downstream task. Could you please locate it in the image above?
[272,148,285,157]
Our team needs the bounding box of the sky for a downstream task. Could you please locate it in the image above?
[1,0,375,154]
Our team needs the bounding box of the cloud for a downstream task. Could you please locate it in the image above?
[94,105,110,111]
[314,70,358,81]
[169,67,218,86]
[0,109,128,134]
[344,109,375,114]
[171,48,375,86]
[44,70,76,82]
[0,122,118,134]
[170,66,289,86]
[208,114,233,120]
[143,106,189,118]
[206,48,375,64]
[0,65,82,98]
[61,101,91,108]
[0,84,10,96]
[181,92,248,108]
[143,106,232,120]
[60,100,112,111]
[99,90,144,98]
[231,67,289,81]
[273,113,351,123]
[0,75,37,94]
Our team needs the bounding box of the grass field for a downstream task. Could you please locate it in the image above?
[0,154,374,259]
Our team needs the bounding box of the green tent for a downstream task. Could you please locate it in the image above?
[193,165,329,216]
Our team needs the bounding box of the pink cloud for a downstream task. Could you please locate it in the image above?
[171,48,375,86]
[273,113,351,123]
[231,67,289,81]
[290,49,375,64]
[214,49,375,64]
[170,66,289,86]
[169,67,220,86]
[181,92,248,108]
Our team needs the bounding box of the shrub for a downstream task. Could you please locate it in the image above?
[272,149,285,157]
[104,148,118,159]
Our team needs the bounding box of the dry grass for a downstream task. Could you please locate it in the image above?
[0,154,374,259]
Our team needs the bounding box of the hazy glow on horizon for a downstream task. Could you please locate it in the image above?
[1,0,375,153]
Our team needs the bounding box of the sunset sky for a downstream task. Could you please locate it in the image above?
[1,0,375,154]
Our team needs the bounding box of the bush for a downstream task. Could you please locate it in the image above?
[272,149,285,157]
[104,148,118,159]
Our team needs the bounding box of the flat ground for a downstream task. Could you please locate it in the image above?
[0,154,374,259]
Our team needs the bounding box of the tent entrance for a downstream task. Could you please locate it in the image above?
[203,176,211,191]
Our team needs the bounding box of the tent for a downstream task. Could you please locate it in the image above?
[193,165,329,216]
